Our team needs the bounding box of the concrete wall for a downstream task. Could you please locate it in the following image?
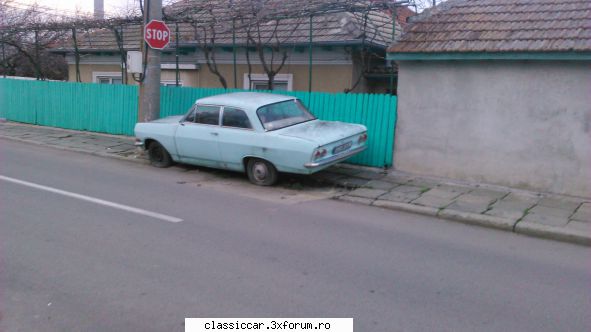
[395,60,591,197]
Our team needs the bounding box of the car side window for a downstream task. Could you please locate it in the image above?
[222,107,252,129]
[195,105,220,125]
[184,105,197,122]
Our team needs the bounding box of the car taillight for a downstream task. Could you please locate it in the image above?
[358,133,368,144]
[313,148,327,160]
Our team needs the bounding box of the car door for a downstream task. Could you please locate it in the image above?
[175,104,222,168]
[217,106,259,171]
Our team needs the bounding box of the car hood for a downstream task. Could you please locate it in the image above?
[278,120,365,144]
[150,115,183,124]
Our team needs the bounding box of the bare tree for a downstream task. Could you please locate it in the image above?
[191,4,228,89]
[412,0,445,12]
[242,13,302,90]
[0,1,68,79]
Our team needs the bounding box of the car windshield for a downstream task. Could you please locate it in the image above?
[257,99,316,131]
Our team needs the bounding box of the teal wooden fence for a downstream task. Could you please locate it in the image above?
[0,79,396,167]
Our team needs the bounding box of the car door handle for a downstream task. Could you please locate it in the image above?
[210,132,218,136]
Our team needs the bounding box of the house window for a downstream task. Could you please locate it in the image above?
[161,80,183,87]
[244,73,293,91]
[92,72,122,84]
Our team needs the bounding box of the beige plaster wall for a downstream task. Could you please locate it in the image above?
[69,63,354,92]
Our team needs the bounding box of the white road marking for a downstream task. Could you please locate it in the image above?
[0,175,183,223]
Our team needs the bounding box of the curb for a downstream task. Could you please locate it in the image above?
[437,209,516,231]
[336,196,590,246]
[372,200,439,217]
[515,221,591,246]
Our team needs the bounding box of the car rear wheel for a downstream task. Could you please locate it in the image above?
[148,141,173,168]
[247,158,278,186]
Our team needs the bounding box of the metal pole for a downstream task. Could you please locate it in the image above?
[72,28,81,82]
[175,22,180,86]
[139,0,162,122]
[308,15,313,93]
[2,40,6,78]
[232,19,237,89]
[34,29,40,80]
[389,7,396,95]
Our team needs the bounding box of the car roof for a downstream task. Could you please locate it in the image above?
[195,92,296,111]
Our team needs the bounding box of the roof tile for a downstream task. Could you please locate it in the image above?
[388,0,591,53]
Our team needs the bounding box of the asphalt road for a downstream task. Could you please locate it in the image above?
[1,139,589,332]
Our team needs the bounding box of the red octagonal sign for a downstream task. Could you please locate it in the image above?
[144,20,170,50]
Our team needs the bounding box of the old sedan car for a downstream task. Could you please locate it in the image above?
[134,92,367,185]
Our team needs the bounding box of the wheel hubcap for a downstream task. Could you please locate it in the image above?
[252,162,268,182]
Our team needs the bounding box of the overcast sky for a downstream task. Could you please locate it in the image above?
[15,0,445,17]
[16,0,138,16]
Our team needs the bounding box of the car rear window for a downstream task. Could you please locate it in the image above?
[257,99,315,131]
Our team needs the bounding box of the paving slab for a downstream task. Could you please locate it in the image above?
[348,188,387,200]
[485,201,530,220]
[537,197,584,211]
[468,188,509,200]
[411,194,454,208]
[528,205,574,218]
[571,203,591,222]
[502,192,542,205]
[421,187,464,200]
[379,191,422,203]
[445,201,490,214]
[362,180,398,191]
[390,184,426,195]
[383,173,417,184]
[521,212,569,227]
[485,193,538,219]
[404,178,440,188]
[445,192,500,214]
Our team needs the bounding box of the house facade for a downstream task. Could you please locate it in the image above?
[387,0,591,197]
[52,0,412,94]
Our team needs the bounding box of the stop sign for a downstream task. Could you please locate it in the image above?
[144,20,170,50]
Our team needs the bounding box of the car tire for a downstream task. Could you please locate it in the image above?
[247,158,278,186]
[148,141,173,168]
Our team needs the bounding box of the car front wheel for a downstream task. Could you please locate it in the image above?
[148,141,173,168]
[246,158,278,186]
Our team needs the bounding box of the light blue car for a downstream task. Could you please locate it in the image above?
[134,92,367,185]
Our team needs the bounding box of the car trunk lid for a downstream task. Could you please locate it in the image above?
[277,120,364,145]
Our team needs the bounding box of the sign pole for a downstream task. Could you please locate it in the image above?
[139,0,163,122]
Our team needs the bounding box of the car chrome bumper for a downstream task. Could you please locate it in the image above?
[134,140,144,147]
[304,146,367,168]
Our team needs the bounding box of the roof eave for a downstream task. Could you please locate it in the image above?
[386,51,591,61]
[50,39,388,54]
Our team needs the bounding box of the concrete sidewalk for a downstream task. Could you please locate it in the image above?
[1,121,589,246]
